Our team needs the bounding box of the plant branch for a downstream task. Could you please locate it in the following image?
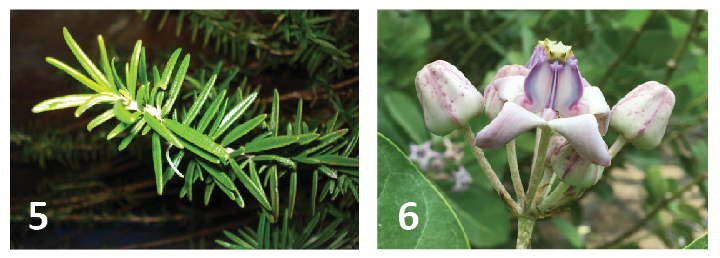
[457,10,523,68]
[524,127,552,212]
[460,125,519,214]
[507,139,525,202]
[597,170,708,249]
[597,10,657,88]
[662,10,703,85]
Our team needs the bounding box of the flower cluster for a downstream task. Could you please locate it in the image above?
[407,138,472,192]
[413,39,675,206]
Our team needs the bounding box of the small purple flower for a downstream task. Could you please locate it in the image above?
[451,165,472,192]
[443,138,465,164]
[408,140,440,171]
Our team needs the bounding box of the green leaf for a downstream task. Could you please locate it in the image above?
[377,133,469,249]
[299,129,348,156]
[212,92,258,140]
[384,91,429,144]
[270,89,280,136]
[197,159,237,193]
[62,27,110,91]
[295,100,303,135]
[118,118,145,151]
[551,217,584,248]
[139,47,148,86]
[107,122,129,140]
[684,232,708,249]
[128,40,142,98]
[229,159,272,211]
[163,118,228,162]
[296,133,320,145]
[87,109,115,131]
[113,100,139,124]
[183,74,216,126]
[311,155,359,167]
[221,114,267,146]
[162,54,190,116]
[434,181,510,248]
[152,132,164,194]
[144,111,184,149]
[289,171,297,218]
[269,165,279,219]
[159,48,183,90]
[97,35,116,93]
[244,135,298,153]
[32,94,95,113]
[253,155,296,168]
[174,135,221,164]
[197,89,226,133]
[45,58,108,94]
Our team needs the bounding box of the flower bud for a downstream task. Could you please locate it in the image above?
[415,60,485,136]
[484,65,529,121]
[546,133,605,187]
[610,81,675,150]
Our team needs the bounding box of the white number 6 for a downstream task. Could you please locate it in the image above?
[29,202,47,230]
[399,202,418,230]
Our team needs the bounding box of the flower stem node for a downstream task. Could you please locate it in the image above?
[415,60,484,136]
[610,81,676,150]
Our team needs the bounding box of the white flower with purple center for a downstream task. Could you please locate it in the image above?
[407,140,440,171]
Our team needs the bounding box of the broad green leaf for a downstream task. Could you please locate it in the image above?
[152,132,164,194]
[551,217,584,248]
[221,114,267,146]
[229,159,272,211]
[144,110,184,149]
[32,94,94,113]
[62,27,110,90]
[377,133,469,249]
[213,92,258,140]
[435,181,510,248]
[183,74,216,126]
[684,232,708,249]
[384,91,429,144]
[163,118,229,162]
[244,135,298,153]
[87,109,115,131]
[311,155,359,167]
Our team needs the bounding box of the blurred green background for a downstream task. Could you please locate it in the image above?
[377,10,707,249]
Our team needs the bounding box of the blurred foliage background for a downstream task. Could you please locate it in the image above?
[11,10,358,249]
[378,10,707,249]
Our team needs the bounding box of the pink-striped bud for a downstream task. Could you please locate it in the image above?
[610,81,675,150]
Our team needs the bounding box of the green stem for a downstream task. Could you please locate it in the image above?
[524,128,552,211]
[662,10,703,85]
[459,125,519,213]
[538,181,569,212]
[597,10,657,88]
[608,134,627,159]
[516,216,536,249]
[507,139,525,203]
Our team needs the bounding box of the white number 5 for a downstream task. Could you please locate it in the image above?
[29,202,47,230]
[399,202,418,230]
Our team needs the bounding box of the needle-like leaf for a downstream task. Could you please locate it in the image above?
[221,114,267,146]
[212,92,258,140]
[229,159,271,211]
[87,109,115,131]
[144,110,184,149]
[163,118,228,162]
[244,135,298,153]
[162,54,190,116]
[62,27,110,90]
[159,48,183,90]
[32,94,95,113]
[183,74,216,126]
[152,132,164,194]
[45,58,107,94]
[197,89,226,133]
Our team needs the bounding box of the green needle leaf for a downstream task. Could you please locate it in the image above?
[77,94,112,117]
[197,159,237,196]
[296,133,320,145]
[144,110,184,149]
[128,40,142,96]
[87,109,115,131]
[229,159,271,211]
[289,171,297,218]
[32,94,94,113]
[299,129,348,155]
[243,135,298,153]
[152,132,164,194]
[107,122,129,140]
[45,58,107,94]
[253,155,296,168]
[110,58,128,93]
[62,27,110,90]
[183,74,216,126]
[118,118,146,151]
[159,48,183,90]
[174,135,221,164]
[163,118,229,162]
[139,47,148,86]
[136,84,147,108]
[270,89,279,136]
[221,114,267,146]
[162,54,190,116]
[113,100,138,124]
[212,92,258,140]
[197,89,226,133]
[97,35,117,93]
[295,100,303,135]
[269,165,279,219]
[311,170,318,214]
[311,155,359,167]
